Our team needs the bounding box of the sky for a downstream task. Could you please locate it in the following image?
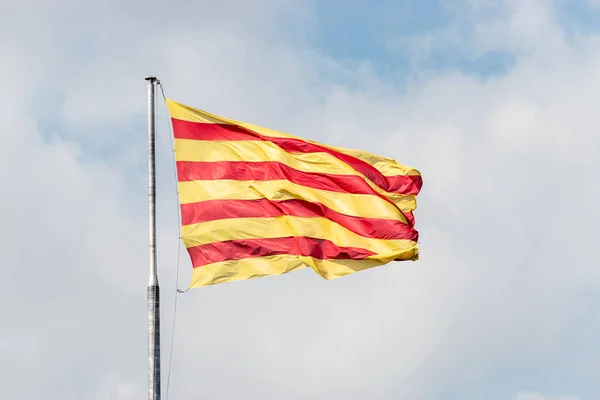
[1,0,599,399]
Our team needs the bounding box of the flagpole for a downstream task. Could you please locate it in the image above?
[145,75,161,400]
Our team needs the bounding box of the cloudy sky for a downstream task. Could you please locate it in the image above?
[2,0,599,399]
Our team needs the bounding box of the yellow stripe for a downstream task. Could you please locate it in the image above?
[189,255,404,288]
[327,146,421,177]
[167,98,294,138]
[182,215,417,257]
[167,98,421,178]
[166,99,234,125]
[178,179,412,222]
[174,139,416,210]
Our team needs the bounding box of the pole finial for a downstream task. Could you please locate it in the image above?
[145,75,158,82]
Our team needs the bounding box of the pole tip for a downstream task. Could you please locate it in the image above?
[145,76,158,82]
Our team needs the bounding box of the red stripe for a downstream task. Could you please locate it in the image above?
[177,161,415,208]
[187,237,376,268]
[181,199,418,240]
[172,118,422,195]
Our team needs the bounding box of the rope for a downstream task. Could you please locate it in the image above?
[156,80,187,400]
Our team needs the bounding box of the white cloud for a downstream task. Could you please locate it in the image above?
[508,392,580,400]
[1,0,599,399]
[589,0,600,8]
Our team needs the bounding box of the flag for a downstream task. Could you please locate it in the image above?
[166,99,422,288]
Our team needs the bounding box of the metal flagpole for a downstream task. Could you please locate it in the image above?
[145,75,161,400]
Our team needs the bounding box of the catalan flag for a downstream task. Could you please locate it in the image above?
[166,99,422,288]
